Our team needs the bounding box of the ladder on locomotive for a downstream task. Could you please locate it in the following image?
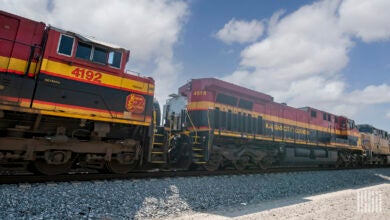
[148,110,168,164]
[191,134,208,164]
[148,126,168,163]
[185,109,209,164]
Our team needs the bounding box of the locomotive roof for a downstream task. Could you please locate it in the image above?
[188,78,274,102]
[0,10,45,25]
[358,124,388,133]
[299,106,342,117]
[49,26,126,51]
[0,10,127,51]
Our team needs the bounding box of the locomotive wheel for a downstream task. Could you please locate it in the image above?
[105,160,137,174]
[173,143,193,170]
[258,160,269,170]
[344,159,352,168]
[33,160,73,175]
[351,158,358,167]
[335,156,344,169]
[233,155,250,171]
[203,152,221,172]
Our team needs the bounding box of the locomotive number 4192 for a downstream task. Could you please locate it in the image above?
[71,67,102,83]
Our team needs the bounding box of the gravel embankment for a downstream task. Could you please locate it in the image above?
[0,168,389,219]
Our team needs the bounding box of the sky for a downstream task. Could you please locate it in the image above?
[2,0,390,131]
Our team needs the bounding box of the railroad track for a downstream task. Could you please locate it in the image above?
[0,165,363,184]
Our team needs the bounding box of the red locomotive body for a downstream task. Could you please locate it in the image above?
[0,11,45,77]
[34,27,154,124]
[0,10,155,175]
[165,78,362,170]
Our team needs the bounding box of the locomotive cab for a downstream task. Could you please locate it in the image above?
[163,94,188,131]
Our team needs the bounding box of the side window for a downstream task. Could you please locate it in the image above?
[58,35,74,56]
[216,93,237,106]
[238,99,253,110]
[92,47,107,64]
[108,51,122,68]
[76,42,92,60]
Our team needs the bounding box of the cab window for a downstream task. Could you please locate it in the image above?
[216,93,237,106]
[76,42,92,60]
[58,35,74,56]
[92,47,107,64]
[108,51,122,68]
[73,40,122,69]
[238,99,253,110]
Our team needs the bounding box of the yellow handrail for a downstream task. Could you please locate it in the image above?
[186,108,198,140]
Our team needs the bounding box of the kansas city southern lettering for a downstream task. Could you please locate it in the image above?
[265,122,308,135]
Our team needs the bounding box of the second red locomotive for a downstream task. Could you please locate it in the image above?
[164,78,369,171]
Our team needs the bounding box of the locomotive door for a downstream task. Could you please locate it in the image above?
[0,13,44,109]
[0,14,22,105]
[0,14,19,72]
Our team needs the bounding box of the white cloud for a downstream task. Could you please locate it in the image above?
[221,0,390,129]
[339,0,390,42]
[215,19,264,44]
[224,0,351,98]
[267,9,286,35]
[386,111,390,119]
[0,0,48,21]
[1,0,189,103]
[347,84,390,104]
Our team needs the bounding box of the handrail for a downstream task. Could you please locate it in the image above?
[185,108,198,140]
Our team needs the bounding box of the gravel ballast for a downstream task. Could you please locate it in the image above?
[0,168,389,219]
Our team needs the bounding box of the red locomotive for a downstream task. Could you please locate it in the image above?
[165,78,366,171]
[0,10,389,175]
[0,10,155,174]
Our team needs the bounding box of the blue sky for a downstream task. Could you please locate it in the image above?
[2,0,390,131]
[175,0,315,79]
